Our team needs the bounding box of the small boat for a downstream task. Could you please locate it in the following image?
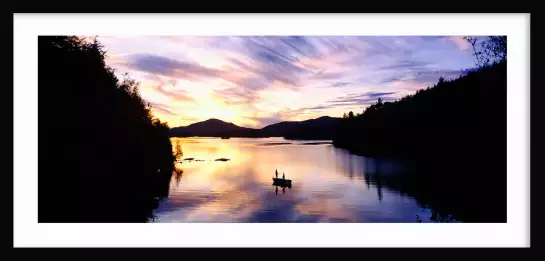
[272,178,292,188]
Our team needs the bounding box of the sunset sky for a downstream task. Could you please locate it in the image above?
[100,36,477,128]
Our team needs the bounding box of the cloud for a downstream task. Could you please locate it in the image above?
[333,91,398,101]
[224,57,304,93]
[313,70,345,80]
[162,87,195,103]
[273,91,400,118]
[158,36,219,45]
[366,92,397,98]
[149,101,177,116]
[101,36,478,127]
[299,104,337,111]
[213,85,260,104]
[447,36,471,51]
[243,36,320,61]
[226,38,313,88]
[296,91,399,113]
[126,54,221,81]
[328,96,397,105]
[391,69,464,87]
[329,82,351,88]
[144,74,196,103]
[226,36,340,88]
[379,60,430,71]
[412,69,464,83]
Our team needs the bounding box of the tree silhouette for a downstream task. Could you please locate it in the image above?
[39,36,175,222]
[333,56,507,222]
[464,36,507,67]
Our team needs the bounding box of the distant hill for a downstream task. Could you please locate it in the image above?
[169,118,260,138]
[169,116,342,140]
[262,116,342,140]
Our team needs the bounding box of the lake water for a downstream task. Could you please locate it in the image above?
[153,137,448,223]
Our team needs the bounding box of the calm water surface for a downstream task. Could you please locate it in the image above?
[153,137,443,223]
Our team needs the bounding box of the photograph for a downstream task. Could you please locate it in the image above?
[13,13,530,248]
[38,35,507,223]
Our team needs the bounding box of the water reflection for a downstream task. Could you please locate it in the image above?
[154,137,467,223]
[174,164,184,187]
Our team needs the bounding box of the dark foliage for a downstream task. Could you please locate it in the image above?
[333,58,507,222]
[38,36,174,222]
[464,36,507,67]
[263,116,342,140]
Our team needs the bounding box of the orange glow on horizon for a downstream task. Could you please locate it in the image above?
[101,36,476,128]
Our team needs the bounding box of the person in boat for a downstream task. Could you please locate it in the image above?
[275,169,278,178]
[282,173,285,180]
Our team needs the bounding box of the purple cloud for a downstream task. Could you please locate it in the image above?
[313,70,345,80]
[380,69,464,85]
[126,54,221,81]
[213,87,259,106]
[329,82,351,88]
[144,74,195,103]
[101,36,479,126]
[327,92,398,105]
[149,101,177,116]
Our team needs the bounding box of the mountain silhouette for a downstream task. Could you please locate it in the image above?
[169,116,342,140]
[261,116,341,140]
[169,118,259,138]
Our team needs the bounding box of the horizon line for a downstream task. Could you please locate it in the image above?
[169,115,340,129]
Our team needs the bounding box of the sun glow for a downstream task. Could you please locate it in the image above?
[101,36,477,129]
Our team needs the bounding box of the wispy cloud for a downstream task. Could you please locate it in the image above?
[126,54,221,81]
[379,60,430,71]
[102,36,477,127]
[142,74,196,103]
[313,71,345,80]
[380,69,465,88]
[294,91,398,114]
[326,91,398,106]
[213,87,258,106]
[328,82,351,88]
[149,101,177,116]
